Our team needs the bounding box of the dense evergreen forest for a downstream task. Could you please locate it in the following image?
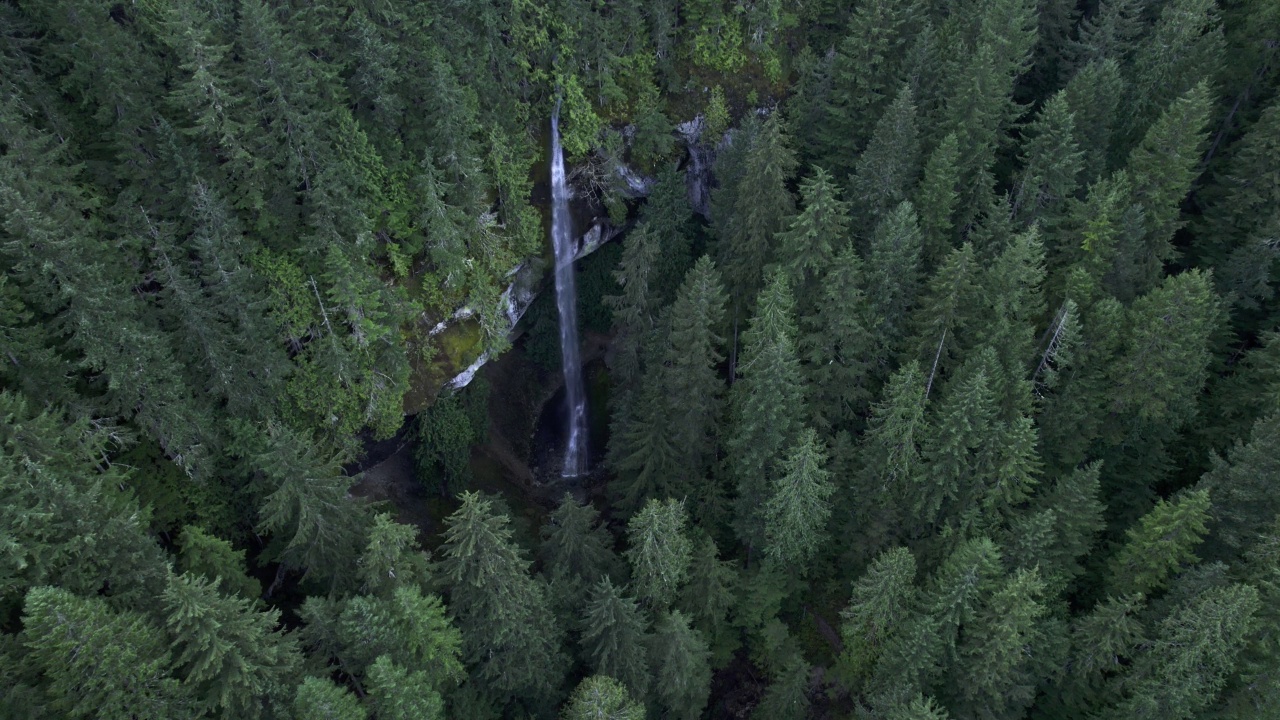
[3,0,1280,717]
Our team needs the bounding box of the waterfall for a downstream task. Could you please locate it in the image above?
[550,103,588,477]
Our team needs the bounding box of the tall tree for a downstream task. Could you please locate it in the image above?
[562,676,645,720]
[647,610,712,720]
[580,578,652,702]
[763,428,836,570]
[624,498,693,610]
[849,85,923,226]
[1109,489,1212,597]
[437,492,567,702]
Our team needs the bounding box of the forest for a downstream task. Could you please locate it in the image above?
[2,0,1279,718]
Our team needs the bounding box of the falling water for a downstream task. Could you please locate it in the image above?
[550,103,588,477]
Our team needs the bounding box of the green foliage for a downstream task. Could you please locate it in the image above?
[562,675,645,720]
[580,578,651,701]
[1109,489,1212,596]
[293,677,367,720]
[647,609,712,720]
[625,498,693,609]
[176,525,262,600]
[763,428,836,569]
[414,380,490,496]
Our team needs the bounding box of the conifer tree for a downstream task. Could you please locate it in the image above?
[21,587,193,720]
[438,492,567,702]
[951,568,1048,720]
[850,85,922,225]
[728,272,806,544]
[562,676,645,720]
[541,494,619,612]
[1013,92,1084,230]
[864,202,925,371]
[714,113,797,311]
[176,526,262,600]
[753,653,811,720]
[819,0,925,174]
[254,423,370,590]
[1106,584,1259,720]
[163,572,300,717]
[1118,82,1214,298]
[1109,489,1212,596]
[1060,58,1126,186]
[915,355,1000,530]
[852,362,929,553]
[887,695,952,720]
[914,133,962,266]
[625,498,693,610]
[1123,0,1224,150]
[774,168,851,312]
[678,534,739,664]
[647,610,713,720]
[580,578,651,701]
[926,537,1002,651]
[366,656,446,720]
[1069,0,1147,70]
[804,244,877,429]
[763,428,835,570]
[838,547,919,687]
[293,677,367,720]
[357,513,432,599]
[1057,594,1147,715]
[331,586,463,685]
[906,243,983,389]
[1201,414,1280,555]
[605,222,661,388]
[1005,463,1106,596]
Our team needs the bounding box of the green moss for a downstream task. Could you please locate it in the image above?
[403,319,486,415]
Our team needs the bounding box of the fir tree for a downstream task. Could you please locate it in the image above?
[176,526,262,600]
[647,610,712,720]
[1201,414,1280,555]
[1109,489,1212,597]
[541,494,619,611]
[437,492,567,702]
[838,546,919,688]
[21,587,193,720]
[864,202,925,372]
[366,656,446,720]
[763,428,836,570]
[804,244,877,429]
[728,272,806,545]
[293,677,367,720]
[753,652,811,720]
[1012,92,1084,231]
[850,85,923,226]
[624,498,693,610]
[774,168,851,312]
[562,676,645,720]
[580,578,652,702]
[914,133,963,266]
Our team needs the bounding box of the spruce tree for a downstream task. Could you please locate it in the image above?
[678,534,739,665]
[1012,92,1084,231]
[951,568,1048,720]
[293,677,367,720]
[1059,58,1126,186]
[752,652,811,720]
[366,656,446,720]
[804,244,877,430]
[852,361,928,554]
[176,526,262,600]
[914,132,962,266]
[541,494,619,612]
[580,578,652,702]
[864,202,925,371]
[774,168,851,312]
[605,222,661,388]
[1201,414,1280,555]
[838,547,919,688]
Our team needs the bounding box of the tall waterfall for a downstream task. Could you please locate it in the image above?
[550,104,588,477]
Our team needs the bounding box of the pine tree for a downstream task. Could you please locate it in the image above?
[852,362,929,553]
[657,256,730,480]
[1193,100,1280,320]
[541,494,619,612]
[254,423,370,590]
[1123,0,1224,151]
[176,526,262,600]
[625,498,693,609]
[21,587,193,720]
[838,547,919,688]
[1060,58,1126,186]
[1118,82,1214,298]
[580,578,652,701]
[864,202,925,371]
[804,244,877,430]
[162,571,300,717]
[562,676,645,720]
[951,568,1048,720]
[728,272,806,545]
[1109,489,1212,596]
[437,492,567,702]
[850,85,922,226]
[605,222,661,388]
[647,610,713,720]
[678,534,739,664]
[366,656,446,720]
